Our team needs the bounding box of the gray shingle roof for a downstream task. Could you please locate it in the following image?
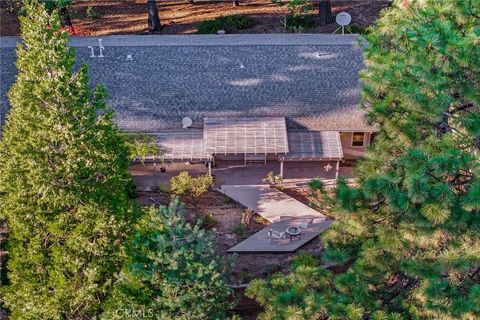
[0,34,373,133]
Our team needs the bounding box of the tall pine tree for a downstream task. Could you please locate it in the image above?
[247,0,480,318]
[0,1,138,318]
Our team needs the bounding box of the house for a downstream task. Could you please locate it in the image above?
[0,34,374,183]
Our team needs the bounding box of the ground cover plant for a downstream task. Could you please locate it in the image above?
[197,14,255,34]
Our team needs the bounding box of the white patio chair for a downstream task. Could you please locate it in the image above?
[298,217,315,230]
[267,229,286,242]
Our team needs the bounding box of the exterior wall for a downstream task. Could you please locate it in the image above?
[340,131,371,160]
[282,161,338,180]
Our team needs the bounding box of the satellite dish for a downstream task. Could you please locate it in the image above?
[182,117,193,129]
[333,12,352,35]
[336,12,351,26]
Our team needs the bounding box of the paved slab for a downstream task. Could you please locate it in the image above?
[220,185,325,222]
[227,216,332,253]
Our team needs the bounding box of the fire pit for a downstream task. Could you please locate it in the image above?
[286,226,301,242]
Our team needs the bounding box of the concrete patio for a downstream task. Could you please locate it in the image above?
[213,160,348,188]
[129,160,353,192]
[220,185,325,222]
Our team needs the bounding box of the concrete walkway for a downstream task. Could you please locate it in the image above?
[220,185,326,223]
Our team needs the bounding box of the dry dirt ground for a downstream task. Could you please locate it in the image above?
[137,188,329,317]
[1,0,390,36]
[137,189,327,284]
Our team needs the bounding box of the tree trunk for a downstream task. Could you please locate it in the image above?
[59,6,72,27]
[147,0,161,32]
[233,0,239,6]
[319,0,334,25]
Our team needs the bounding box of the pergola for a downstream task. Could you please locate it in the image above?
[279,130,343,179]
[153,118,345,179]
[203,117,289,164]
[154,130,212,161]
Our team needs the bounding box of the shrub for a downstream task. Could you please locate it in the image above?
[232,223,248,237]
[197,15,255,34]
[285,14,315,29]
[240,208,254,225]
[265,171,283,187]
[198,212,218,228]
[348,24,370,35]
[170,172,213,205]
[2,0,22,13]
[86,6,100,20]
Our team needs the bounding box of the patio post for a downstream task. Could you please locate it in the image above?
[208,161,212,176]
[335,160,340,185]
[280,160,284,179]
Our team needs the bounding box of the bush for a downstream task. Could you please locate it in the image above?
[198,212,218,228]
[285,14,315,29]
[2,0,22,13]
[170,172,213,205]
[86,6,100,20]
[232,223,248,237]
[197,15,255,34]
[348,24,370,35]
[240,208,254,225]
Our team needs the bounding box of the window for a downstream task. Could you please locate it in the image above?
[352,132,365,147]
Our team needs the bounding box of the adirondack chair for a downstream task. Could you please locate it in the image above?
[298,217,315,230]
[267,229,286,242]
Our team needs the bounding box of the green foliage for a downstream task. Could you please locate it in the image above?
[272,0,312,17]
[232,223,248,237]
[102,199,235,319]
[246,265,335,320]
[197,14,255,34]
[250,1,480,319]
[124,132,161,162]
[273,0,314,31]
[284,14,315,30]
[308,178,335,209]
[197,212,218,228]
[265,171,283,186]
[0,2,138,318]
[323,0,480,318]
[348,24,370,35]
[86,5,100,20]
[1,0,22,13]
[169,171,213,203]
[291,252,318,270]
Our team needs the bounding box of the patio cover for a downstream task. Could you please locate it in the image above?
[279,131,343,161]
[203,117,289,155]
[153,130,212,161]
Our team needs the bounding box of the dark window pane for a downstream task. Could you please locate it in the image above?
[352,132,364,147]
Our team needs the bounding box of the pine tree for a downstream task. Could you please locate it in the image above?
[102,199,235,320]
[325,0,480,318]
[247,0,480,318]
[0,2,138,318]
